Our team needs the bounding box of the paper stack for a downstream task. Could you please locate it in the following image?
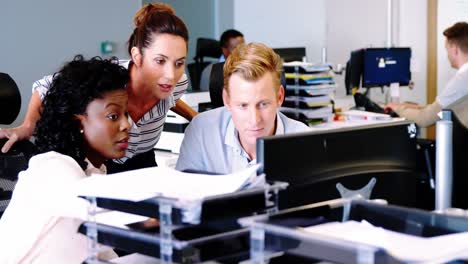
[282,61,337,125]
[75,165,262,203]
[343,110,392,121]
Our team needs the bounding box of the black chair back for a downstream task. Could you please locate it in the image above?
[451,110,468,208]
[0,73,35,218]
[208,62,225,108]
[194,38,222,63]
[187,38,222,91]
[0,73,21,125]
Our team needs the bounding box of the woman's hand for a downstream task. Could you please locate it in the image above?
[0,125,34,153]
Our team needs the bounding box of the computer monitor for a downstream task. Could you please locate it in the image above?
[273,47,306,62]
[256,121,426,209]
[344,49,365,95]
[362,48,411,88]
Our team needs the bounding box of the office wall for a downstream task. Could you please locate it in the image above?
[437,1,468,95]
[397,0,427,106]
[233,0,326,63]
[326,0,427,106]
[214,0,234,39]
[0,0,140,127]
[151,0,216,63]
[326,0,389,100]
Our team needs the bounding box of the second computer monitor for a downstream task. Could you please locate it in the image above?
[273,47,306,62]
[362,47,411,88]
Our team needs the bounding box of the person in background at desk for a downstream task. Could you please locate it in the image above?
[386,21,468,127]
[0,56,130,263]
[219,29,245,62]
[0,3,197,173]
[176,43,310,174]
[200,29,245,91]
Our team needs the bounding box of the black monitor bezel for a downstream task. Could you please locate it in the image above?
[273,47,307,62]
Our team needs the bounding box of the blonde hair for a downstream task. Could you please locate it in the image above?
[223,42,283,94]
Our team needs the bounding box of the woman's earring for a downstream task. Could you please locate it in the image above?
[80,129,84,134]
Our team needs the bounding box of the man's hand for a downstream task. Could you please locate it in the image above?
[386,102,420,111]
[0,125,33,153]
[385,102,402,111]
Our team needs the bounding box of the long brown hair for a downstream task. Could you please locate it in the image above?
[127,3,189,56]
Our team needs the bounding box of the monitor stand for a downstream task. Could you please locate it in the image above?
[389,82,400,103]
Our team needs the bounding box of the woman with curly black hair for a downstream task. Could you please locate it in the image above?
[1,3,198,174]
[0,55,130,264]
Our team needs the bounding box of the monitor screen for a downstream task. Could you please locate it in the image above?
[362,48,411,87]
[273,47,306,62]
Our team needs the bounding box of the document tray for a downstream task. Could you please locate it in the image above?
[239,199,468,263]
[81,181,287,263]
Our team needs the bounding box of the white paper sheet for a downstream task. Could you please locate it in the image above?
[75,164,261,203]
[343,110,392,121]
[303,220,468,263]
[95,210,149,229]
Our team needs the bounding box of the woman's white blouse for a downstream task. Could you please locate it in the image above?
[0,151,115,264]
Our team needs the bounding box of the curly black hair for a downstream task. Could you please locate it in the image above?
[34,55,129,170]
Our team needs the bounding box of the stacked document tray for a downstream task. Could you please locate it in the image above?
[239,198,468,263]
[281,61,337,125]
[80,181,288,264]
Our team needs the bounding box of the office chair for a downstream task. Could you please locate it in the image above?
[0,73,36,218]
[187,38,222,91]
[208,62,289,109]
[0,73,21,124]
[199,63,214,91]
[208,62,225,108]
[448,109,468,209]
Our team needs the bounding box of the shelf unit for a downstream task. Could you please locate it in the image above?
[281,62,337,125]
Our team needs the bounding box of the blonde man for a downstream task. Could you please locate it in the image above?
[386,22,468,127]
[176,43,309,174]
